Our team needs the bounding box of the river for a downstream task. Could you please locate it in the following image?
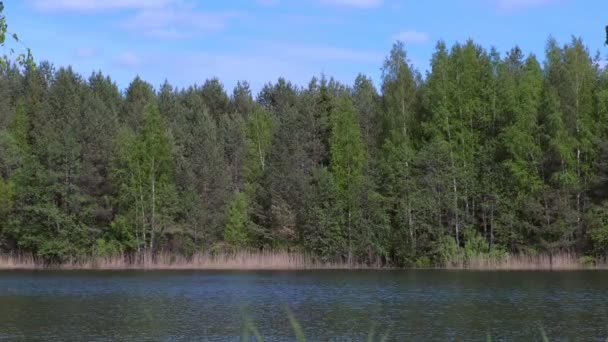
[0,270,607,341]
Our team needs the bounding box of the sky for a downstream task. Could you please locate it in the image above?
[3,0,607,95]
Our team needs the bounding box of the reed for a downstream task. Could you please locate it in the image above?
[0,250,605,270]
[0,250,368,270]
[445,251,606,270]
[0,253,37,269]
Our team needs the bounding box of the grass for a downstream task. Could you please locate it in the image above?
[240,310,554,341]
[241,308,390,342]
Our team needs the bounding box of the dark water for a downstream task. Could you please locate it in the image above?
[1,270,607,341]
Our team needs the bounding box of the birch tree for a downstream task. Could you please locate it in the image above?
[112,105,177,253]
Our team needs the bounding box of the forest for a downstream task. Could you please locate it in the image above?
[1,32,608,266]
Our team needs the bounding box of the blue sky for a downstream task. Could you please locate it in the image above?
[4,0,607,94]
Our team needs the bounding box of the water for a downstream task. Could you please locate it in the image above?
[0,270,607,341]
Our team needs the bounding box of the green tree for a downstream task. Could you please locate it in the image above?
[499,51,545,249]
[378,41,419,263]
[0,1,33,69]
[244,107,273,183]
[123,76,155,130]
[224,191,251,248]
[330,96,366,263]
[112,105,178,253]
[539,38,597,252]
[352,74,381,156]
[243,106,273,245]
[168,88,232,247]
[8,158,89,262]
[79,72,120,232]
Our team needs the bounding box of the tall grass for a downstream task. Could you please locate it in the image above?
[241,307,390,342]
[241,310,554,342]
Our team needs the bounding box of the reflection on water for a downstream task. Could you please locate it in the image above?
[0,270,607,341]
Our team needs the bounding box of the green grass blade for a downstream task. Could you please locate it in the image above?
[241,324,250,342]
[245,317,264,342]
[367,322,377,342]
[285,307,306,342]
[379,327,391,342]
[539,325,549,342]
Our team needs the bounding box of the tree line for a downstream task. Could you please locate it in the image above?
[1,37,608,266]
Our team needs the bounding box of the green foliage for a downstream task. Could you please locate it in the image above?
[587,202,608,257]
[224,192,251,248]
[0,177,12,238]
[0,2,33,70]
[435,235,460,265]
[331,97,366,204]
[6,157,90,263]
[414,256,431,268]
[244,107,273,183]
[112,105,178,252]
[433,229,507,267]
[105,215,138,252]
[0,32,607,266]
[329,96,367,261]
[243,106,273,244]
[304,168,343,260]
[94,238,123,258]
[578,255,595,266]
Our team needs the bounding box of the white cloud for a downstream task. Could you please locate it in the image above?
[30,0,239,39]
[494,0,555,11]
[176,52,310,91]
[393,31,429,44]
[76,47,103,58]
[113,41,383,92]
[283,45,382,63]
[29,0,178,12]
[112,51,141,69]
[319,0,383,8]
[249,41,383,63]
[121,8,241,38]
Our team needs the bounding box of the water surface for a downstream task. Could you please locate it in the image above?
[1,270,607,341]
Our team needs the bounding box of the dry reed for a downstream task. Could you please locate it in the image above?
[445,252,607,270]
[1,251,605,271]
[0,251,368,270]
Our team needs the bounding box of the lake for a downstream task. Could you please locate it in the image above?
[0,270,607,341]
